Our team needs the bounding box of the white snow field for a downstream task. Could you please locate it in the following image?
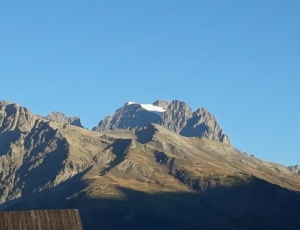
[125,101,166,115]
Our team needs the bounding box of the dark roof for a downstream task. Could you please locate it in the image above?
[0,209,83,230]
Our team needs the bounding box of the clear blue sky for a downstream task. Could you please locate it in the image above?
[1,1,300,166]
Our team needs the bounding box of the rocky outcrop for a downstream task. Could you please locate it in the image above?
[160,100,193,133]
[180,107,230,145]
[288,165,300,174]
[160,100,230,145]
[0,101,39,133]
[46,111,83,128]
[152,99,170,109]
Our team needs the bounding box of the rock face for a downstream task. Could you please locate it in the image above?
[152,99,170,109]
[0,101,90,207]
[93,100,231,145]
[160,100,193,133]
[288,165,300,174]
[179,107,230,145]
[92,103,161,131]
[46,111,83,128]
[0,101,38,133]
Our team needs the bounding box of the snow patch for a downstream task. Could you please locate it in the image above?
[140,104,166,113]
[124,101,166,115]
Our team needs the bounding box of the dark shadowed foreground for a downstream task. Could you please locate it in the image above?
[0,209,83,230]
[6,175,300,230]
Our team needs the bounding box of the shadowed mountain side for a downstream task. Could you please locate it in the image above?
[180,121,208,137]
[0,130,21,156]
[5,175,300,230]
[1,171,88,213]
[100,139,132,175]
[135,124,157,144]
[178,108,230,145]
[16,138,68,196]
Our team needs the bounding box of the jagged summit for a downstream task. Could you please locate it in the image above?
[46,111,83,128]
[0,101,40,133]
[0,101,83,131]
[152,99,171,109]
[160,100,193,133]
[92,102,162,131]
[288,165,300,174]
[93,99,230,145]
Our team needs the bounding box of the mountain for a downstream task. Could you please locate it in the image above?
[1,100,300,229]
[288,165,300,174]
[93,100,230,146]
[46,111,83,128]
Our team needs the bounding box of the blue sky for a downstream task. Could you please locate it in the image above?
[1,1,300,166]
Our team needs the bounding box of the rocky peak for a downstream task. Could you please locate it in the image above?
[92,103,161,132]
[288,165,300,174]
[180,107,230,145]
[0,101,38,133]
[46,111,83,128]
[152,99,170,109]
[160,100,193,133]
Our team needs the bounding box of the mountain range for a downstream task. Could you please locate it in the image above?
[1,100,300,230]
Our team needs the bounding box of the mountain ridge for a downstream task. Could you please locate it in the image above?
[1,100,300,229]
[46,111,83,128]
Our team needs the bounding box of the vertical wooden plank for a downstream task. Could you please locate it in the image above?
[0,209,83,230]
